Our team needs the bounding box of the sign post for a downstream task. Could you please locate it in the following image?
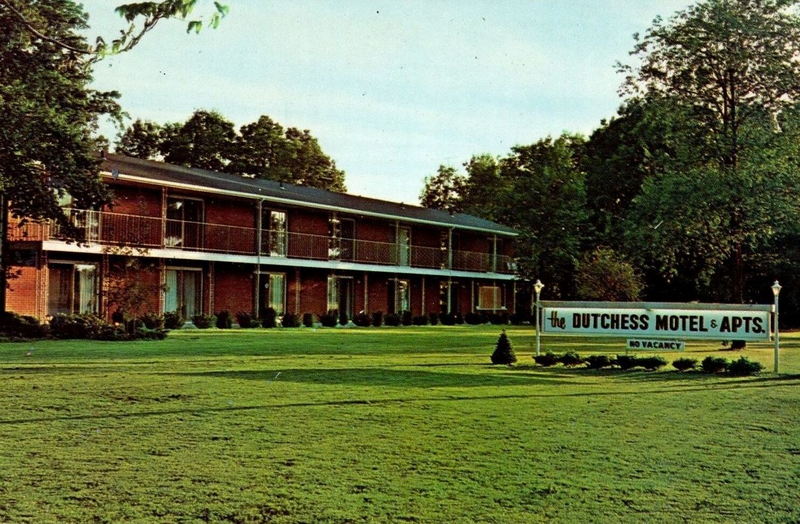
[534,280,544,356]
[772,281,782,373]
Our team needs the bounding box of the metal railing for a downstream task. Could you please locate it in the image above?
[9,208,515,273]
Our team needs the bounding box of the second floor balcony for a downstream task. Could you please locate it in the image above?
[9,209,516,274]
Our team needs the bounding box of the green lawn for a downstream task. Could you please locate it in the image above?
[0,326,798,522]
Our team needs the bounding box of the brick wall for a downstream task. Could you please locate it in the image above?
[214,263,254,314]
[106,184,162,217]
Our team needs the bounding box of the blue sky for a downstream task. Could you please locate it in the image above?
[83,1,692,204]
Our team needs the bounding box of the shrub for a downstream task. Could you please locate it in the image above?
[509,312,528,325]
[533,352,559,367]
[215,310,233,329]
[319,312,338,327]
[428,312,439,326]
[614,354,639,370]
[371,311,384,327]
[235,311,257,328]
[491,330,517,365]
[401,310,413,326]
[139,312,164,330]
[338,310,350,326]
[440,312,455,326]
[163,311,184,330]
[465,312,484,325]
[49,314,114,339]
[637,356,667,371]
[559,351,584,367]
[191,314,216,329]
[727,356,764,376]
[701,356,729,374]
[586,354,613,369]
[490,312,509,325]
[353,312,371,327]
[281,313,301,328]
[302,313,315,328]
[453,312,464,324]
[134,328,168,340]
[0,311,47,338]
[412,315,428,326]
[672,357,698,371]
[576,247,642,301]
[262,308,278,328]
[384,313,401,326]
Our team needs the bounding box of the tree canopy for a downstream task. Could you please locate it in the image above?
[116,111,347,192]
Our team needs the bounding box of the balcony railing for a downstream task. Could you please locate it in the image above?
[9,209,515,274]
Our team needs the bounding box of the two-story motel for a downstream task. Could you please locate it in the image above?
[6,153,518,322]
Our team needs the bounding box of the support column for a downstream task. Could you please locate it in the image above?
[160,188,167,248]
[255,200,263,318]
[421,277,426,316]
[363,272,369,313]
[208,261,215,314]
[295,268,301,315]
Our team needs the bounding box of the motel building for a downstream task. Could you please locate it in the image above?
[5,154,518,323]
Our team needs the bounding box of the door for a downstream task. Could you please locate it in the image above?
[47,263,98,315]
[164,269,201,318]
[262,209,287,256]
[259,273,286,315]
[326,276,354,318]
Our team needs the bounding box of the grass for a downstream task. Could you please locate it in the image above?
[0,325,799,522]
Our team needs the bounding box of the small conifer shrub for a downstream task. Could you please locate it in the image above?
[559,351,584,367]
[491,330,517,365]
[636,356,667,371]
[726,356,763,376]
[586,354,613,369]
[533,352,559,367]
[613,354,638,370]
[701,356,729,374]
[672,357,698,371]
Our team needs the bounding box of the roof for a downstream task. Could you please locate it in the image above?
[100,153,518,236]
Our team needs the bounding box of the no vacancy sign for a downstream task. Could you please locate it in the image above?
[540,301,773,341]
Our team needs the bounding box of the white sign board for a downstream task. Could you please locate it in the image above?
[540,302,772,341]
[627,339,685,351]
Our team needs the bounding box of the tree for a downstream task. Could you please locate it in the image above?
[282,127,346,192]
[618,0,800,302]
[0,1,228,311]
[229,115,294,181]
[116,113,348,191]
[116,119,166,159]
[575,247,643,301]
[161,110,237,172]
[420,165,466,212]
[490,330,516,365]
[502,134,589,298]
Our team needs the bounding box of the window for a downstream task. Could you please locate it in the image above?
[388,279,409,314]
[262,209,287,257]
[328,215,354,260]
[478,285,503,310]
[260,273,286,315]
[164,269,202,318]
[47,263,98,315]
[166,197,203,249]
[397,226,410,266]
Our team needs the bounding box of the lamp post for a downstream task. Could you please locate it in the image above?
[534,279,544,356]
[772,280,782,374]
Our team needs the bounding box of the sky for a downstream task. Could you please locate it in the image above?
[82,0,693,205]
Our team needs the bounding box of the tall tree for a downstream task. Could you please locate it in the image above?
[161,110,237,172]
[501,134,589,297]
[116,113,348,191]
[116,119,166,159]
[0,0,228,311]
[618,0,800,302]
[419,165,467,212]
[282,127,346,192]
